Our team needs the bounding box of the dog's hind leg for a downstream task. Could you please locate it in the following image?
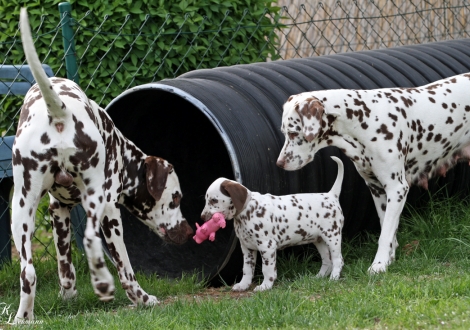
[10,174,46,321]
[314,238,333,278]
[327,235,344,280]
[101,204,158,305]
[49,196,77,300]
[80,175,116,302]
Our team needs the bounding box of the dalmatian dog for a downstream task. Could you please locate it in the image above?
[201,156,344,292]
[276,74,470,274]
[11,9,193,322]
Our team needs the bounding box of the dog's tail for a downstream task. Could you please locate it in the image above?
[329,156,344,198]
[20,8,65,119]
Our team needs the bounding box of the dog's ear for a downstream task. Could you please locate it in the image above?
[296,98,324,142]
[220,180,248,212]
[144,156,171,201]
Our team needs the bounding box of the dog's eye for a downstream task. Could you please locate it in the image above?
[209,198,218,205]
[288,132,299,140]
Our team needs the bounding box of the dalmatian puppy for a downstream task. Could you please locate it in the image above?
[277,75,470,274]
[201,156,344,292]
[11,9,193,322]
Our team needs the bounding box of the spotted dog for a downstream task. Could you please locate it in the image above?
[277,75,470,274]
[11,9,193,322]
[201,156,344,292]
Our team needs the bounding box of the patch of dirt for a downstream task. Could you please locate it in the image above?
[308,294,322,302]
[402,240,419,255]
[161,287,254,305]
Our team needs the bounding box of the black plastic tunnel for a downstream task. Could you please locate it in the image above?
[104,39,470,284]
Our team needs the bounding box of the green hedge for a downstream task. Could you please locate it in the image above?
[0,0,281,135]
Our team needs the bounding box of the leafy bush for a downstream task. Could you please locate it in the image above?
[0,0,281,135]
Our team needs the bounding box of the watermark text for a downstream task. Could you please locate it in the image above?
[0,302,44,326]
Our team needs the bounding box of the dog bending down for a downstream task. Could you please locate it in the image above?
[11,9,193,321]
[277,75,470,274]
[201,156,345,292]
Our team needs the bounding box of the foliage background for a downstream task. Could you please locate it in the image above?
[0,0,280,134]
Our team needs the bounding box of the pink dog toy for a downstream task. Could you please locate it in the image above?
[193,213,226,244]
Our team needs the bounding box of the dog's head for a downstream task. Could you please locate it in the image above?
[276,94,338,171]
[123,156,193,245]
[200,178,250,221]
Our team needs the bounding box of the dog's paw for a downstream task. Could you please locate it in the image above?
[232,283,250,292]
[144,294,159,306]
[329,272,341,280]
[316,265,332,278]
[368,262,387,274]
[315,272,328,279]
[253,283,272,292]
[94,281,116,302]
[13,315,34,324]
[59,286,77,300]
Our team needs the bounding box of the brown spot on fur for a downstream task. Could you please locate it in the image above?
[40,133,50,144]
[377,124,394,140]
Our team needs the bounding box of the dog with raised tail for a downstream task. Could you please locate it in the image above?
[201,156,345,292]
[11,8,193,322]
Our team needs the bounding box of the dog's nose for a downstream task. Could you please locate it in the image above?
[166,220,194,245]
[276,158,286,168]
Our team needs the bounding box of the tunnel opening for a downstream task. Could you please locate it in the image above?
[106,86,243,284]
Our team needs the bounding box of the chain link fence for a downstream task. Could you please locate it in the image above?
[277,0,470,58]
[1,0,470,267]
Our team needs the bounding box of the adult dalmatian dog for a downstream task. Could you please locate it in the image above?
[11,9,193,321]
[276,74,470,274]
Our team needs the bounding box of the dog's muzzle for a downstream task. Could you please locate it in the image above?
[276,158,286,169]
[163,220,194,245]
[200,213,212,222]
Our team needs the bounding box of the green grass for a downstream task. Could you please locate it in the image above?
[1,196,470,329]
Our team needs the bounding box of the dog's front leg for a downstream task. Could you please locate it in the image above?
[367,184,387,227]
[232,242,257,292]
[367,183,399,261]
[101,204,157,306]
[368,179,409,274]
[358,172,388,226]
[254,248,277,292]
[49,196,77,300]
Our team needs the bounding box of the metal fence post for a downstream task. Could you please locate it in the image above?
[59,2,87,253]
[59,2,79,85]
[0,180,13,267]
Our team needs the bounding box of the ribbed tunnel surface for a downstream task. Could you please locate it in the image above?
[105,39,470,284]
